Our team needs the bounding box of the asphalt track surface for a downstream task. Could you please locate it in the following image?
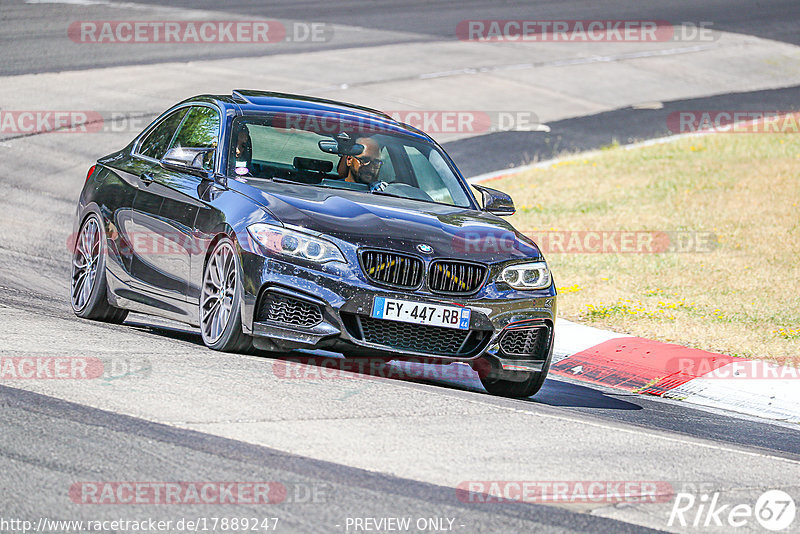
[3,0,799,76]
[1,1,800,533]
[0,385,656,534]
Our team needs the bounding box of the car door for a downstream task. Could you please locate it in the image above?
[136,105,221,311]
[92,153,149,286]
[125,107,191,306]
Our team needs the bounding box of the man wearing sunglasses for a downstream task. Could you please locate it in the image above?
[343,137,388,192]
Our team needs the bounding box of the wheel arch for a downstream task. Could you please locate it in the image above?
[199,226,251,329]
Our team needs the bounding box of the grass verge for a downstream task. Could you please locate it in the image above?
[485,132,800,364]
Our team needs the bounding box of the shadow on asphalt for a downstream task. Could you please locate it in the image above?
[122,317,644,411]
[109,317,800,457]
[122,317,642,410]
[532,378,643,410]
[124,319,208,348]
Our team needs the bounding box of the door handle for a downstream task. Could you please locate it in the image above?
[140,172,155,185]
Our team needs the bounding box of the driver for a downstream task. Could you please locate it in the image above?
[343,137,388,191]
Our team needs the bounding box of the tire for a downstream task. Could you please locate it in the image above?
[70,213,129,324]
[199,237,254,353]
[480,370,548,398]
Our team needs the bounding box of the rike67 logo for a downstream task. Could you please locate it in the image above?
[669,488,796,531]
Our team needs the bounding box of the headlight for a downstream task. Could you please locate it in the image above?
[247,223,346,264]
[499,261,551,290]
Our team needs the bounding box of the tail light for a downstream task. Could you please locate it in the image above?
[86,165,96,182]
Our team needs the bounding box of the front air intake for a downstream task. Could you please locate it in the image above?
[255,291,323,328]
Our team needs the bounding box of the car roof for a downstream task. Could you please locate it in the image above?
[178,90,430,141]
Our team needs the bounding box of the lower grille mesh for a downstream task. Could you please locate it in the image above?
[351,315,487,356]
[256,291,322,327]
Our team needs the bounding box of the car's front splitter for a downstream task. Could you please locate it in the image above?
[240,252,556,373]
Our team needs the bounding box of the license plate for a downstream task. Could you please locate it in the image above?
[371,297,471,330]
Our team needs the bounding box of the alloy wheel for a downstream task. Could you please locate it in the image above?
[201,241,237,344]
[71,216,100,311]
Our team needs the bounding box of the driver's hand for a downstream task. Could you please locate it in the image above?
[370,181,388,192]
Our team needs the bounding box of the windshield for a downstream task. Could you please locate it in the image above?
[227,113,473,208]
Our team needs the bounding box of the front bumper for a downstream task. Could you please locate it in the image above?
[239,251,557,373]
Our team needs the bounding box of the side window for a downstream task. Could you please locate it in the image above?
[404,146,453,204]
[169,106,220,170]
[138,108,188,160]
[378,146,396,182]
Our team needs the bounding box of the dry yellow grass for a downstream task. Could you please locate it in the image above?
[485,133,800,364]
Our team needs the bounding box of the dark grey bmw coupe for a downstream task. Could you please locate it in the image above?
[71,90,556,397]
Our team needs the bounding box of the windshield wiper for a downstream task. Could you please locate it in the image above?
[270,177,317,187]
[369,190,408,200]
[370,191,437,206]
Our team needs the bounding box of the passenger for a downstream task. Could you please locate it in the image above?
[232,125,252,175]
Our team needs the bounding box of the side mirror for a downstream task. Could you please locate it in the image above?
[473,184,515,216]
[160,147,215,177]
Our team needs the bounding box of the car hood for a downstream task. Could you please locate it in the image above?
[233,180,541,262]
